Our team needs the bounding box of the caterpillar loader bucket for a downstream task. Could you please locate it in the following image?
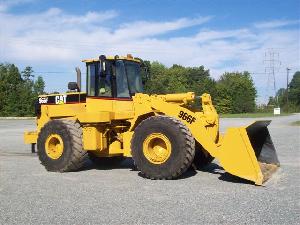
[218,120,279,185]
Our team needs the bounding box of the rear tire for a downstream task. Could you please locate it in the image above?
[37,120,87,172]
[192,141,214,169]
[131,116,195,179]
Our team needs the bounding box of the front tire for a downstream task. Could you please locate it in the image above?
[192,141,214,169]
[37,120,87,172]
[131,116,195,179]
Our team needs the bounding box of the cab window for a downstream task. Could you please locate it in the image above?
[87,63,96,96]
[125,61,143,95]
[86,62,112,97]
[115,60,130,98]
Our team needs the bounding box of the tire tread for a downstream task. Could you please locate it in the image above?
[131,115,195,179]
[37,119,87,172]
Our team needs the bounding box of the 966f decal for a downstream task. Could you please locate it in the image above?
[38,97,48,104]
[178,111,196,124]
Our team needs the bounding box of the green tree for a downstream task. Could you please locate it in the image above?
[186,66,216,98]
[144,62,216,98]
[21,66,34,81]
[0,63,45,116]
[139,61,257,114]
[164,64,189,93]
[270,71,300,112]
[0,63,23,116]
[19,66,36,115]
[289,71,300,106]
[140,60,151,85]
[34,76,46,95]
[215,72,257,113]
[144,61,168,94]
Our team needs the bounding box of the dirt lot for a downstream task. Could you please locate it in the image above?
[0,115,299,224]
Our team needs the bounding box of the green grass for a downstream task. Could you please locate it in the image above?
[291,121,300,126]
[220,112,292,118]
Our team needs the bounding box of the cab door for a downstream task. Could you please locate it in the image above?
[86,61,114,114]
[113,60,134,120]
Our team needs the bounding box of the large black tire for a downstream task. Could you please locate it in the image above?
[88,152,125,167]
[37,120,87,172]
[131,116,195,179]
[192,141,214,169]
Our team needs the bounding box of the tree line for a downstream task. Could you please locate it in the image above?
[142,61,257,113]
[0,62,299,116]
[142,61,299,113]
[268,71,300,112]
[0,63,45,116]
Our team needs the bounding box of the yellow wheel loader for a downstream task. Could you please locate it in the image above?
[24,54,279,185]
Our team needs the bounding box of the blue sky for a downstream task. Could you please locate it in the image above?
[0,0,299,103]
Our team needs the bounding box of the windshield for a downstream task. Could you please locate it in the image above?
[124,61,143,95]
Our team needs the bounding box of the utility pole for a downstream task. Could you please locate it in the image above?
[286,68,291,112]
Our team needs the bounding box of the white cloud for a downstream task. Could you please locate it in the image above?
[254,19,300,29]
[0,7,299,104]
[113,16,212,40]
[61,10,118,25]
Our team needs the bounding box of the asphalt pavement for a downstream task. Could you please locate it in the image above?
[0,114,299,224]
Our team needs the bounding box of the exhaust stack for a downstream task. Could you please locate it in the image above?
[75,67,81,92]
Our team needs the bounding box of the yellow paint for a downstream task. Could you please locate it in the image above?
[78,111,111,123]
[82,126,105,151]
[24,90,278,184]
[86,98,113,112]
[129,93,277,184]
[45,134,64,159]
[24,131,38,144]
[113,100,134,120]
[47,103,85,118]
[122,131,133,157]
[157,92,195,103]
[108,140,123,154]
[91,140,123,157]
[142,133,172,164]
[23,54,278,184]
[82,55,141,63]
[217,127,263,185]
[133,93,219,156]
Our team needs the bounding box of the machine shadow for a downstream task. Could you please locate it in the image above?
[200,162,253,185]
[81,158,253,184]
[137,167,197,180]
[80,157,136,171]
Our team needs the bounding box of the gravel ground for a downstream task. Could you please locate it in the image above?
[0,114,299,225]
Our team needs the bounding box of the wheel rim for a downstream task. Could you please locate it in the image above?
[143,133,171,164]
[45,134,64,159]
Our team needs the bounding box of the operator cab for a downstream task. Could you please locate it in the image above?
[83,54,143,99]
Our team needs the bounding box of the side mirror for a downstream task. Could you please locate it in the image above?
[68,82,79,91]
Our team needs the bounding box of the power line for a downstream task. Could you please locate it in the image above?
[33,71,73,74]
[264,48,281,105]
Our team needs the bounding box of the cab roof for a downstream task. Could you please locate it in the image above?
[82,54,141,63]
